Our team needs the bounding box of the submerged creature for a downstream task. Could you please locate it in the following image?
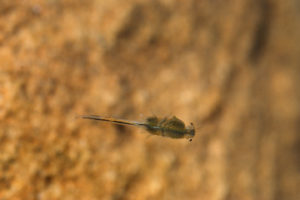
[79,115,195,141]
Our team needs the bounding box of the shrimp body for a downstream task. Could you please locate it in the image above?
[144,116,195,140]
[79,115,195,141]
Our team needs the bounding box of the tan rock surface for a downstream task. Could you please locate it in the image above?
[0,0,299,199]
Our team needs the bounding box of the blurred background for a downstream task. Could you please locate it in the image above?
[0,0,299,199]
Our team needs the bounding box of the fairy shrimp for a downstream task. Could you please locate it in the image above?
[79,115,195,141]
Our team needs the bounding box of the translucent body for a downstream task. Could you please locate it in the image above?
[79,115,195,141]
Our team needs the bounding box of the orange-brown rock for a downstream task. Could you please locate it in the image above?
[0,1,299,199]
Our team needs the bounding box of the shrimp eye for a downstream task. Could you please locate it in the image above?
[189,138,192,142]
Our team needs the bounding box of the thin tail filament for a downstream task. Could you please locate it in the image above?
[79,115,145,127]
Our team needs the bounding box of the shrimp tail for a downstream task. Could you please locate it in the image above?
[78,115,146,127]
